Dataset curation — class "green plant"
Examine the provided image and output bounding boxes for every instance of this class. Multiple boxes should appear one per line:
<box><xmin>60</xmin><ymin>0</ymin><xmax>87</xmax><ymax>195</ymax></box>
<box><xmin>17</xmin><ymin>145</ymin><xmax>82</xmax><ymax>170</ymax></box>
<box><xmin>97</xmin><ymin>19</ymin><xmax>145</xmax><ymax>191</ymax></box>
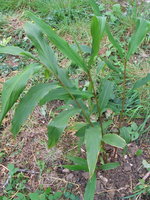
<box><xmin>0</xmin><ymin>7</ymin><xmax>149</xmax><ymax>199</ymax></box>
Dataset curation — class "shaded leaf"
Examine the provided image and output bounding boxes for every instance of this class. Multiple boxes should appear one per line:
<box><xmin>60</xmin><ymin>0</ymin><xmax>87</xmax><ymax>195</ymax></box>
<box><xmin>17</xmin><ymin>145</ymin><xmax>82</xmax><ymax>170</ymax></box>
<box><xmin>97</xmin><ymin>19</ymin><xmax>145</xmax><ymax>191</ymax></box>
<box><xmin>11</xmin><ymin>83</ymin><xmax>57</xmax><ymax>135</ymax></box>
<box><xmin>99</xmin><ymin>80</ymin><xmax>114</xmax><ymax>111</ymax></box>
<box><xmin>88</xmin><ymin>0</ymin><xmax>100</xmax><ymax>16</ymax></box>
<box><xmin>84</xmin><ymin>173</ymin><xmax>96</xmax><ymax>200</ymax></box>
<box><xmin>102</xmin><ymin>58</ymin><xmax>122</xmax><ymax>73</ymax></box>
<box><xmin>24</xmin><ymin>22</ymin><xmax>59</xmax><ymax>74</ymax></box>
<box><xmin>47</xmin><ymin>108</ymin><xmax>81</xmax><ymax>148</ymax></box>
<box><xmin>0</xmin><ymin>64</ymin><xmax>41</xmax><ymax>125</ymax></box>
<box><xmin>62</xmin><ymin>165</ymin><xmax>88</xmax><ymax>172</ymax></box>
<box><xmin>102</xmin><ymin>134</ymin><xmax>126</xmax><ymax>148</ymax></box>
<box><xmin>67</xmin><ymin>156</ymin><xmax>87</xmax><ymax>166</ymax></box>
<box><xmin>40</xmin><ymin>87</ymin><xmax>93</xmax><ymax>105</ymax></box>
<box><xmin>127</xmin><ymin>19</ymin><xmax>150</xmax><ymax>60</ymax></box>
<box><xmin>27</xmin><ymin>12</ymin><xmax>88</xmax><ymax>72</ymax></box>
<box><xmin>89</xmin><ymin>16</ymin><xmax>106</xmax><ymax>65</ymax></box>
<box><xmin>105</xmin><ymin>24</ymin><xmax>124</xmax><ymax>59</ymax></box>
<box><xmin>120</xmin><ymin>127</ymin><xmax>131</xmax><ymax>143</ymax></box>
<box><xmin>85</xmin><ymin>126</ymin><xmax>102</xmax><ymax>177</ymax></box>
<box><xmin>101</xmin><ymin>162</ymin><xmax>120</xmax><ymax>170</ymax></box>
<box><xmin>133</xmin><ymin>73</ymin><xmax>150</xmax><ymax>89</ymax></box>
<box><xmin>75</xmin><ymin>124</ymin><xmax>89</xmax><ymax>137</ymax></box>
<box><xmin>0</xmin><ymin>46</ymin><xmax>35</xmax><ymax>59</ymax></box>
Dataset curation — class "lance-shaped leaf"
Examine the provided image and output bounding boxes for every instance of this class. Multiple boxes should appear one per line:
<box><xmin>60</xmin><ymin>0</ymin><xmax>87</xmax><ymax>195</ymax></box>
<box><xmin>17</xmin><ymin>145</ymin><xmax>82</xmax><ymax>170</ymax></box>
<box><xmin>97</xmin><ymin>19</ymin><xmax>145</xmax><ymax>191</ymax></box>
<box><xmin>101</xmin><ymin>162</ymin><xmax>120</xmax><ymax>170</ymax></box>
<box><xmin>89</xmin><ymin>16</ymin><xmax>106</xmax><ymax>65</ymax></box>
<box><xmin>27</xmin><ymin>12</ymin><xmax>88</xmax><ymax>72</ymax></box>
<box><xmin>98</xmin><ymin>80</ymin><xmax>114</xmax><ymax>111</ymax></box>
<box><xmin>63</xmin><ymin>156</ymin><xmax>88</xmax><ymax>172</ymax></box>
<box><xmin>40</xmin><ymin>87</ymin><xmax>93</xmax><ymax>105</ymax></box>
<box><xmin>11</xmin><ymin>83</ymin><xmax>58</xmax><ymax>135</ymax></box>
<box><xmin>0</xmin><ymin>64</ymin><xmax>41</xmax><ymax>125</ymax></box>
<box><xmin>102</xmin><ymin>134</ymin><xmax>126</xmax><ymax>148</ymax></box>
<box><xmin>0</xmin><ymin>46</ymin><xmax>35</xmax><ymax>59</ymax></box>
<box><xmin>47</xmin><ymin>108</ymin><xmax>81</xmax><ymax>148</ymax></box>
<box><xmin>133</xmin><ymin>73</ymin><xmax>150</xmax><ymax>90</ymax></box>
<box><xmin>88</xmin><ymin>0</ymin><xmax>100</xmax><ymax>16</ymax></box>
<box><xmin>85</xmin><ymin>126</ymin><xmax>102</xmax><ymax>177</ymax></box>
<box><xmin>24</xmin><ymin>22</ymin><xmax>59</xmax><ymax>74</ymax></box>
<box><xmin>105</xmin><ymin>24</ymin><xmax>124</xmax><ymax>59</ymax></box>
<box><xmin>127</xmin><ymin>19</ymin><xmax>150</xmax><ymax>60</ymax></box>
<box><xmin>84</xmin><ymin>173</ymin><xmax>96</xmax><ymax>200</ymax></box>
<box><xmin>62</xmin><ymin>165</ymin><xmax>88</xmax><ymax>172</ymax></box>
<box><xmin>24</xmin><ymin>23</ymin><xmax>75</xmax><ymax>88</ymax></box>
<box><xmin>102</xmin><ymin>58</ymin><xmax>122</xmax><ymax>74</ymax></box>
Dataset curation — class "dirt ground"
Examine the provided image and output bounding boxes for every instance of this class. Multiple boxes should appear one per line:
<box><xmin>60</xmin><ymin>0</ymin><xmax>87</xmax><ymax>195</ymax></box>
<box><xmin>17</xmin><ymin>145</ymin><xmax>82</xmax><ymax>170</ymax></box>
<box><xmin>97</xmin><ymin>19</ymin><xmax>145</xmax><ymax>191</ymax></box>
<box><xmin>0</xmin><ymin>104</ymin><xmax>149</xmax><ymax>199</ymax></box>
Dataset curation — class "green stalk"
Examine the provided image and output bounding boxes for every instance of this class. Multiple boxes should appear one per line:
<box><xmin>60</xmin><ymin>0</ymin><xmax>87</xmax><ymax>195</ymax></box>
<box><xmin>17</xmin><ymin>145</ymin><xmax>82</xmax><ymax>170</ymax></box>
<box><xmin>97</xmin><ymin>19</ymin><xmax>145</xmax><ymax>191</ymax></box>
<box><xmin>87</xmin><ymin>71</ymin><xmax>104</xmax><ymax>135</ymax></box>
<box><xmin>119</xmin><ymin>60</ymin><xmax>127</xmax><ymax>127</ymax></box>
<box><xmin>39</xmin><ymin>60</ymin><xmax>93</xmax><ymax>127</ymax></box>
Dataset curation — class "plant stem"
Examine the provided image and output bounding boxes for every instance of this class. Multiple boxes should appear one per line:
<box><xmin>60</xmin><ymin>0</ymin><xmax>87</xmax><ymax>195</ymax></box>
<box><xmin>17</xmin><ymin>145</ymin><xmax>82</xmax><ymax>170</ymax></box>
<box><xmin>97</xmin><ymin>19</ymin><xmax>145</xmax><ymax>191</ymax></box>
<box><xmin>87</xmin><ymin>71</ymin><xmax>104</xmax><ymax>135</ymax></box>
<box><xmin>119</xmin><ymin>60</ymin><xmax>127</xmax><ymax>128</ymax></box>
<box><xmin>57</xmin><ymin>77</ymin><xmax>93</xmax><ymax>126</ymax></box>
<box><xmin>38</xmin><ymin>60</ymin><xmax>93</xmax><ymax>126</ymax></box>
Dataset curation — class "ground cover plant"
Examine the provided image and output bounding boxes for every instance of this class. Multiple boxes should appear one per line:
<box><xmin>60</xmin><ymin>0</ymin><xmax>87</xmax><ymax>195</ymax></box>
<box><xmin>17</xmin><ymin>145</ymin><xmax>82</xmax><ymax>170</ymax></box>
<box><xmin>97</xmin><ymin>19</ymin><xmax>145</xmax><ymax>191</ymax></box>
<box><xmin>0</xmin><ymin>0</ymin><xmax>150</xmax><ymax>199</ymax></box>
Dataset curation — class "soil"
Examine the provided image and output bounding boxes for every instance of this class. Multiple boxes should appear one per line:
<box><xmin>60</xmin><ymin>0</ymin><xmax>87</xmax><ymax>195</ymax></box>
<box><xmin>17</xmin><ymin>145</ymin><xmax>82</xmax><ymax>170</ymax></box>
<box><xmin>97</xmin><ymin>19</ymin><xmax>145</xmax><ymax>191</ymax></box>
<box><xmin>0</xmin><ymin>104</ymin><xmax>149</xmax><ymax>200</ymax></box>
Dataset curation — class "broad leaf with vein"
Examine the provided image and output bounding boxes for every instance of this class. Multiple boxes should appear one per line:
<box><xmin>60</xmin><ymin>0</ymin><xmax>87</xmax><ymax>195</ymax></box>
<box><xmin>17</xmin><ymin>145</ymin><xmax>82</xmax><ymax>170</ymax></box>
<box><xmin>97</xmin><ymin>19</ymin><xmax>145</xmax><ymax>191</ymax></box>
<box><xmin>127</xmin><ymin>18</ymin><xmax>150</xmax><ymax>60</ymax></box>
<box><xmin>98</xmin><ymin>80</ymin><xmax>114</xmax><ymax>112</ymax></box>
<box><xmin>84</xmin><ymin>173</ymin><xmax>97</xmax><ymax>200</ymax></box>
<box><xmin>103</xmin><ymin>134</ymin><xmax>126</xmax><ymax>148</ymax></box>
<box><xmin>106</xmin><ymin>24</ymin><xmax>124</xmax><ymax>59</ymax></box>
<box><xmin>0</xmin><ymin>46</ymin><xmax>35</xmax><ymax>59</ymax></box>
<box><xmin>27</xmin><ymin>12</ymin><xmax>88</xmax><ymax>72</ymax></box>
<box><xmin>11</xmin><ymin>83</ymin><xmax>58</xmax><ymax>135</ymax></box>
<box><xmin>89</xmin><ymin>16</ymin><xmax>106</xmax><ymax>65</ymax></box>
<box><xmin>0</xmin><ymin>64</ymin><xmax>41</xmax><ymax>125</ymax></box>
<box><xmin>47</xmin><ymin>108</ymin><xmax>81</xmax><ymax>148</ymax></box>
<box><xmin>85</xmin><ymin>126</ymin><xmax>102</xmax><ymax>177</ymax></box>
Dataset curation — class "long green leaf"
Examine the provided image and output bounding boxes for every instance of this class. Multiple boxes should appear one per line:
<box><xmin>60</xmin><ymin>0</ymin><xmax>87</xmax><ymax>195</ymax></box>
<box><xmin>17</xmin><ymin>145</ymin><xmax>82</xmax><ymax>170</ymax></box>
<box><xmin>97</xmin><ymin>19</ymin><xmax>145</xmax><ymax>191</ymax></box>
<box><xmin>62</xmin><ymin>165</ymin><xmax>88</xmax><ymax>172</ymax></box>
<box><xmin>24</xmin><ymin>22</ymin><xmax>59</xmax><ymax>74</ymax></box>
<box><xmin>67</xmin><ymin>156</ymin><xmax>87</xmax><ymax>166</ymax></box>
<box><xmin>40</xmin><ymin>87</ymin><xmax>93</xmax><ymax>105</ymax></box>
<box><xmin>0</xmin><ymin>46</ymin><xmax>35</xmax><ymax>59</ymax></box>
<box><xmin>102</xmin><ymin>58</ymin><xmax>122</xmax><ymax>73</ymax></box>
<box><xmin>27</xmin><ymin>12</ymin><xmax>88</xmax><ymax>72</ymax></box>
<box><xmin>89</xmin><ymin>16</ymin><xmax>106</xmax><ymax>65</ymax></box>
<box><xmin>47</xmin><ymin>108</ymin><xmax>81</xmax><ymax>148</ymax></box>
<box><xmin>85</xmin><ymin>126</ymin><xmax>102</xmax><ymax>177</ymax></box>
<box><xmin>101</xmin><ymin>162</ymin><xmax>120</xmax><ymax>170</ymax></box>
<box><xmin>105</xmin><ymin>24</ymin><xmax>124</xmax><ymax>59</ymax></box>
<box><xmin>98</xmin><ymin>80</ymin><xmax>114</xmax><ymax>111</ymax></box>
<box><xmin>11</xmin><ymin>83</ymin><xmax>58</xmax><ymax>135</ymax></box>
<box><xmin>133</xmin><ymin>73</ymin><xmax>150</xmax><ymax>89</ymax></box>
<box><xmin>88</xmin><ymin>0</ymin><xmax>100</xmax><ymax>16</ymax></box>
<box><xmin>24</xmin><ymin>23</ymin><xmax>74</xmax><ymax>88</ymax></box>
<box><xmin>0</xmin><ymin>64</ymin><xmax>41</xmax><ymax>125</ymax></box>
<box><xmin>127</xmin><ymin>19</ymin><xmax>150</xmax><ymax>60</ymax></box>
<box><xmin>102</xmin><ymin>134</ymin><xmax>126</xmax><ymax>148</ymax></box>
<box><xmin>84</xmin><ymin>173</ymin><xmax>96</xmax><ymax>200</ymax></box>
